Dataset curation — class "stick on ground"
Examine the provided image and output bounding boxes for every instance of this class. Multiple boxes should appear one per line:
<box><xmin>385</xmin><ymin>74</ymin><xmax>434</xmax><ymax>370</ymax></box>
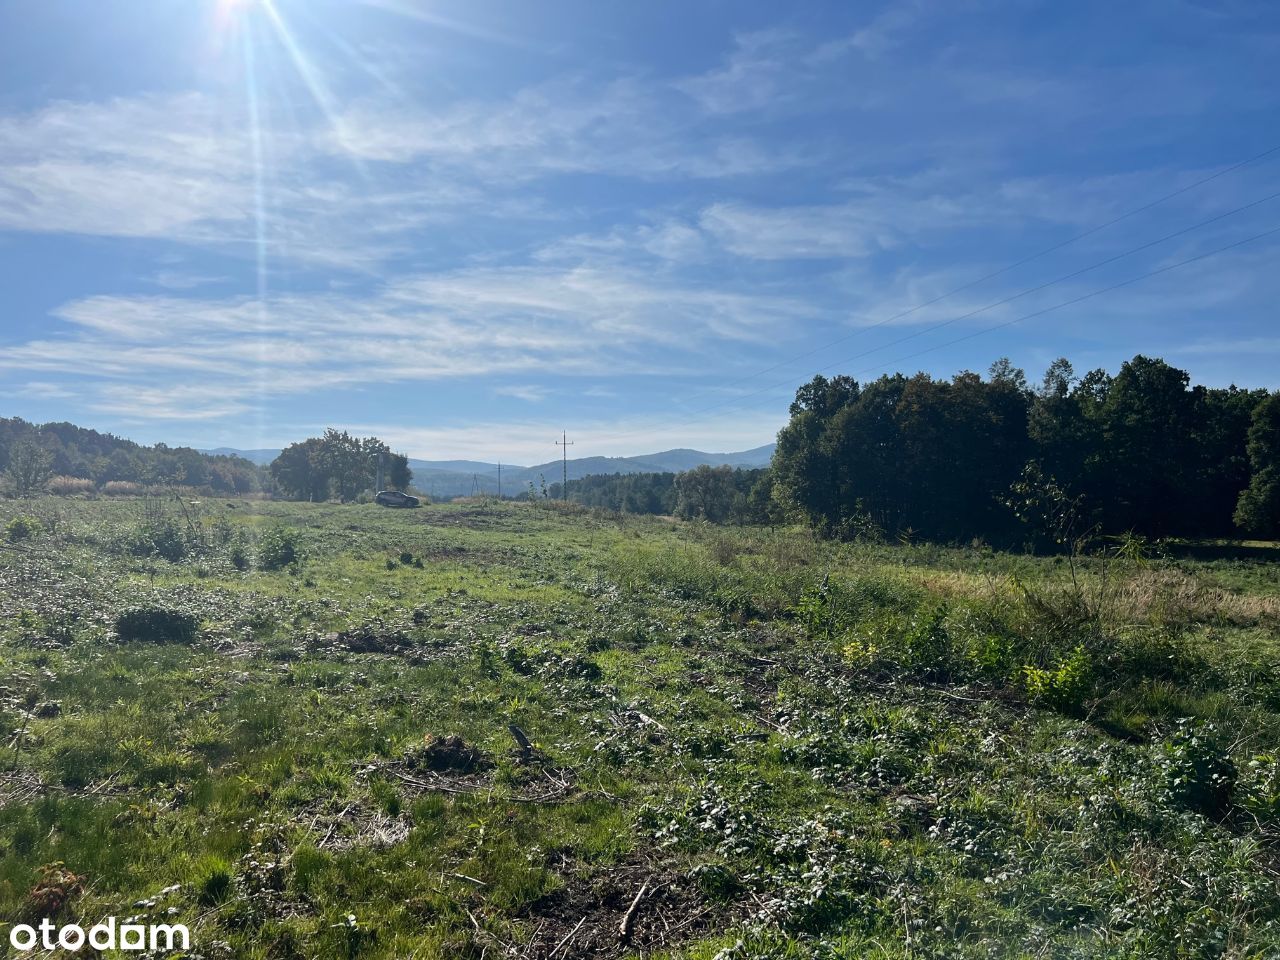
<box><xmin>618</xmin><ymin>882</ymin><xmax>649</xmax><ymax>941</ymax></box>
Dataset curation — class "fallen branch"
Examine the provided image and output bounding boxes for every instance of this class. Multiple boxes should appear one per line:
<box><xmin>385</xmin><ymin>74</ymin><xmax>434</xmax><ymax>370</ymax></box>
<box><xmin>548</xmin><ymin>915</ymin><xmax>586</xmax><ymax>959</ymax></box>
<box><xmin>618</xmin><ymin>882</ymin><xmax>649</xmax><ymax>941</ymax></box>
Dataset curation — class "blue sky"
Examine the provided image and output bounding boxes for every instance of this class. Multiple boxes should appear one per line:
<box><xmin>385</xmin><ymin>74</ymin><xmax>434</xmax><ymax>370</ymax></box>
<box><xmin>1</xmin><ymin>0</ymin><xmax>1277</xmax><ymax>462</ymax></box>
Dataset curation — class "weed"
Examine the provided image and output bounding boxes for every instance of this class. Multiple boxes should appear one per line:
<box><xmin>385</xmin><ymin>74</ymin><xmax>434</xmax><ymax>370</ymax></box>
<box><xmin>5</xmin><ymin>515</ymin><xmax>42</xmax><ymax>541</ymax></box>
<box><xmin>258</xmin><ymin>524</ymin><xmax>302</xmax><ymax>570</ymax></box>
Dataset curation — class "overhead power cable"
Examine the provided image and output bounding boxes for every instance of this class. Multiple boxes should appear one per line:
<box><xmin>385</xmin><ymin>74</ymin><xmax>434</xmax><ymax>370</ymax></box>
<box><xmin>591</xmin><ymin>187</ymin><xmax>1280</xmax><ymax>446</ymax></box>
<box><xmin>672</xmin><ymin>142</ymin><xmax>1280</xmax><ymax>408</ymax></box>
<box><xmin>836</xmin><ymin>224</ymin><xmax>1280</xmax><ymax>383</ymax></box>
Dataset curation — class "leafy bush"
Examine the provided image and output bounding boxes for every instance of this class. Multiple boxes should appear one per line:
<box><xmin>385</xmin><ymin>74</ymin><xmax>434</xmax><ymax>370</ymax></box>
<box><xmin>1021</xmin><ymin>644</ymin><xmax>1093</xmax><ymax>711</ymax></box>
<box><xmin>114</xmin><ymin>606</ymin><xmax>200</xmax><ymax>645</ymax></box>
<box><xmin>229</xmin><ymin>534</ymin><xmax>250</xmax><ymax>571</ymax></box>
<box><xmin>5</xmin><ymin>515</ymin><xmax>42</xmax><ymax>541</ymax></box>
<box><xmin>901</xmin><ymin>605</ymin><xmax>952</xmax><ymax>673</ymax></box>
<box><xmin>127</xmin><ymin>517</ymin><xmax>192</xmax><ymax>562</ymax></box>
<box><xmin>1154</xmin><ymin>719</ymin><xmax>1237</xmax><ymax>818</ymax></box>
<box><xmin>257</xmin><ymin>524</ymin><xmax>302</xmax><ymax>570</ymax></box>
<box><xmin>1238</xmin><ymin>753</ymin><xmax>1280</xmax><ymax>823</ymax></box>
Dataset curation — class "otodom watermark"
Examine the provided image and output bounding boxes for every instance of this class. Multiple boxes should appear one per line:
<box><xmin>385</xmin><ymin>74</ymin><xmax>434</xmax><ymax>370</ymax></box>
<box><xmin>8</xmin><ymin>917</ymin><xmax>190</xmax><ymax>953</ymax></box>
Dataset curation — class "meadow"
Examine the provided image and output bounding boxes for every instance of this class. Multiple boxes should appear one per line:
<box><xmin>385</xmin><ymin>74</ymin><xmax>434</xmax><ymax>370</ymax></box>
<box><xmin>1</xmin><ymin>496</ymin><xmax>1279</xmax><ymax>958</ymax></box>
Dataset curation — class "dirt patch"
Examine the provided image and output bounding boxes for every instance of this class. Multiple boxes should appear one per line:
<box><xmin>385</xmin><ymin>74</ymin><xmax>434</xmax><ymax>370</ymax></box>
<box><xmin>406</xmin><ymin>734</ymin><xmax>493</xmax><ymax>774</ymax></box>
<box><xmin>369</xmin><ymin>737</ymin><xmax>581</xmax><ymax>805</ymax></box>
<box><xmin>516</xmin><ymin>854</ymin><xmax>739</xmax><ymax>959</ymax></box>
<box><xmin>335</xmin><ymin>625</ymin><xmax>415</xmax><ymax>654</ymax></box>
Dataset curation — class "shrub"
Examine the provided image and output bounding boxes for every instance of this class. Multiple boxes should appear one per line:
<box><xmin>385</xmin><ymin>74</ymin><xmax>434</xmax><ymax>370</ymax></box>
<box><xmin>901</xmin><ymin>606</ymin><xmax>952</xmax><ymax>674</ymax></box>
<box><xmin>229</xmin><ymin>535</ymin><xmax>250</xmax><ymax>571</ymax></box>
<box><xmin>103</xmin><ymin>480</ymin><xmax>145</xmax><ymax>497</ymax></box>
<box><xmin>5</xmin><ymin>515</ymin><xmax>42</xmax><ymax>541</ymax></box>
<box><xmin>47</xmin><ymin>475</ymin><xmax>96</xmax><ymax>496</ymax></box>
<box><xmin>258</xmin><ymin>525</ymin><xmax>301</xmax><ymax>570</ymax></box>
<box><xmin>1021</xmin><ymin>644</ymin><xmax>1093</xmax><ymax>711</ymax></box>
<box><xmin>129</xmin><ymin>517</ymin><xmax>192</xmax><ymax>562</ymax></box>
<box><xmin>1154</xmin><ymin>719</ymin><xmax>1237</xmax><ymax>818</ymax></box>
<box><xmin>115</xmin><ymin>606</ymin><xmax>200</xmax><ymax>644</ymax></box>
<box><xmin>1238</xmin><ymin>753</ymin><xmax>1280</xmax><ymax>823</ymax></box>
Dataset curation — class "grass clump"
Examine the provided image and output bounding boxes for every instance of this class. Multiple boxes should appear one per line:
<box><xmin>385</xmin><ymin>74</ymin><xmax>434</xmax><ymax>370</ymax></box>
<box><xmin>193</xmin><ymin>855</ymin><xmax>235</xmax><ymax>905</ymax></box>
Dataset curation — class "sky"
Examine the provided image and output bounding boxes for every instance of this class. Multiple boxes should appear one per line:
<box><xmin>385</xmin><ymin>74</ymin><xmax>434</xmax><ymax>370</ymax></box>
<box><xmin>0</xmin><ymin>0</ymin><xmax>1278</xmax><ymax>463</ymax></box>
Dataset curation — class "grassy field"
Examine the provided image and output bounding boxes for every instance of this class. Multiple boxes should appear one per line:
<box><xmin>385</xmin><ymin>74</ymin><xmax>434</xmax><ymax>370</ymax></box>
<box><xmin>1</xmin><ymin>497</ymin><xmax>1279</xmax><ymax>958</ymax></box>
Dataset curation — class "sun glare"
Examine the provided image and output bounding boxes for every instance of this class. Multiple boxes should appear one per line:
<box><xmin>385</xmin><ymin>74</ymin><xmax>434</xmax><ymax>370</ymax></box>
<box><xmin>214</xmin><ymin>0</ymin><xmax>257</xmax><ymax>32</ymax></box>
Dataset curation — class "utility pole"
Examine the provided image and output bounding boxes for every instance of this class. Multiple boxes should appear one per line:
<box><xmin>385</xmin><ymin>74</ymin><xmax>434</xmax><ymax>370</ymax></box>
<box><xmin>555</xmin><ymin>431</ymin><xmax>573</xmax><ymax>500</ymax></box>
<box><xmin>497</xmin><ymin>462</ymin><xmax>502</xmax><ymax>500</ymax></box>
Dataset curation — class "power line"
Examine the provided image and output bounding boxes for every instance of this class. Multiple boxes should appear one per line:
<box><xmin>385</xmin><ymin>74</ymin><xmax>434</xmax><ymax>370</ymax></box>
<box><xmin>672</xmin><ymin>142</ymin><xmax>1280</xmax><ymax>409</ymax></box>
<box><xmin>593</xmin><ymin>188</ymin><xmax>1280</xmax><ymax>446</ymax></box>
<box><xmin>686</xmin><ymin>224</ymin><xmax>1280</xmax><ymax>422</ymax></box>
<box><xmin>837</xmin><ymin>224</ymin><xmax>1280</xmax><ymax>383</ymax></box>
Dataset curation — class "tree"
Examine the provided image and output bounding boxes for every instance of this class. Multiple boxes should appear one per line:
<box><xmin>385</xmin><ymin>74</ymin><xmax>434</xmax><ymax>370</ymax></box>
<box><xmin>386</xmin><ymin>452</ymin><xmax>412</xmax><ymax>491</ymax></box>
<box><xmin>1088</xmin><ymin>356</ymin><xmax>1198</xmax><ymax>536</ymax></box>
<box><xmin>5</xmin><ymin>439</ymin><xmax>53</xmax><ymax>497</ymax></box>
<box><xmin>674</xmin><ymin>465</ymin><xmax>739</xmax><ymax>522</ymax></box>
<box><xmin>268</xmin><ymin>430</ymin><xmax>414</xmax><ymax>502</ymax></box>
<box><xmin>1234</xmin><ymin>393</ymin><xmax>1280</xmax><ymax>538</ymax></box>
<box><xmin>270</xmin><ymin>438</ymin><xmax>329</xmax><ymax>501</ymax></box>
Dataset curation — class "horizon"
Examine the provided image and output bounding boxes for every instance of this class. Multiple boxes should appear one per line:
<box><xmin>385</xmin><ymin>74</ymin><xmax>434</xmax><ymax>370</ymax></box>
<box><xmin>2</xmin><ymin>1</ymin><xmax>1279</xmax><ymax>461</ymax></box>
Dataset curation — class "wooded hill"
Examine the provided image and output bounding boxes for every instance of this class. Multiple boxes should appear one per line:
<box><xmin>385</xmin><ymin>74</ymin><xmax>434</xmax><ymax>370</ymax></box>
<box><xmin>0</xmin><ymin>417</ymin><xmax>264</xmax><ymax>496</ymax></box>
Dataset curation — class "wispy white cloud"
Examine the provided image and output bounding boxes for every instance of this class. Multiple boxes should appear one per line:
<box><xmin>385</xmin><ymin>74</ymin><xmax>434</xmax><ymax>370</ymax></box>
<box><xmin>700</xmin><ymin>202</ymin><xmax>886</xmax><ymax>260</ymax></box>
<box><xmin>813</xmin><ymin>0</ymin><xmax>931</xmax><ymax>62</ymax></box>
<box><xmin>144</xmin><ymin>271</ymin><xmax>232</xmax><ymax>291</ymax></box>
<box><xmin>534</xmin><ymin>218</ymin><xmax>708</xmax><ymax>264</ymax></box>
<box><xmin>0</xmin><ymin>262</ymin><xmax>815</xmax><ymax>422</ymax></box>
<box><xmin>494</xmin><ymin>384</ymin><xmax>550</xmax><ymax>403</ymax></box>
<box><xmin>677</xmin><ymin>30</ymin><xmax>800</xmax><ymax>115</ymax></box>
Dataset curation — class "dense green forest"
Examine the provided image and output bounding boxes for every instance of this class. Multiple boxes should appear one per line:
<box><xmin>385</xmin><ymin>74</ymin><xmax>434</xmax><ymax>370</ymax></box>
<box><xmin>772</xmin><ymin>354</ymin><xmax>1280</xmax><ymax>542</ymax></box>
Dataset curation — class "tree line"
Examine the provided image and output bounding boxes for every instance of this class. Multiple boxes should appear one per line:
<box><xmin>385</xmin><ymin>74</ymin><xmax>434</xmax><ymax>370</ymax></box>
<box><xmin>771</xmin><ymin>355</ymin><xmax>1280</xmax><ymax>542</ymax></box>
<box><xmin>549</xmin><ymin>466</ymin><xmax>774</xmax><ymax>523</ymax></box>
<box><xmin>0</xmin><ymin>417</ymin><xmax>264</xmax><ymax>497</ymax></box>
<box><xmin>0</xmin><ymin>419</ymin><xmax>413</xmax><ymax>505</ymax></box>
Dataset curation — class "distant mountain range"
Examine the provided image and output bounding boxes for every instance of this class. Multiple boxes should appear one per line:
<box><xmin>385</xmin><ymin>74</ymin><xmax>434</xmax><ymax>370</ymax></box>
<box><xmin>201</xmin><ymin>444</ymin><xmax>777</xmax><ymax>499</ymax></box>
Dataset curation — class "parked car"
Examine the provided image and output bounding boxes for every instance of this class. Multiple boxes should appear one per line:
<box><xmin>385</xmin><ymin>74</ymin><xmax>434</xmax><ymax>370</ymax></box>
<box><xmin>374</xmin><ymin>490</ymin><xmax>420</xmax><ymax>508</ymax></box>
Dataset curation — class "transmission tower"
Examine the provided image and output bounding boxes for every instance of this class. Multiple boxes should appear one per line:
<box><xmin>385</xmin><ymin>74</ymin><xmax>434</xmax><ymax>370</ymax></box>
<box><xmin>555</xmin><ymin>431</ymin><xmax>573</xmax><ymax>500</ymax></box>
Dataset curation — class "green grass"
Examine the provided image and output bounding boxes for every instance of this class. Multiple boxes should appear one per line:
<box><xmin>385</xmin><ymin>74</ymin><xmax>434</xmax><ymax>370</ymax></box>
<box><xmin>0</xmin><ymin>496</ymin><xmax>1278</xmax><ymax>958</ymax></box>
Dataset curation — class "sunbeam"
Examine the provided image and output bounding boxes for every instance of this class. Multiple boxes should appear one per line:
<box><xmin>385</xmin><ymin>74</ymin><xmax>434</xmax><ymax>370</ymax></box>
<box><xmin>242</xmin><ymin>21</ymin><xmax>271</xmax><ymax>449</ymax></box>
<box><xmin>258</xmin><ymin>0</ymin><xmax>366</xmax><ymax>171</ymax></box>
